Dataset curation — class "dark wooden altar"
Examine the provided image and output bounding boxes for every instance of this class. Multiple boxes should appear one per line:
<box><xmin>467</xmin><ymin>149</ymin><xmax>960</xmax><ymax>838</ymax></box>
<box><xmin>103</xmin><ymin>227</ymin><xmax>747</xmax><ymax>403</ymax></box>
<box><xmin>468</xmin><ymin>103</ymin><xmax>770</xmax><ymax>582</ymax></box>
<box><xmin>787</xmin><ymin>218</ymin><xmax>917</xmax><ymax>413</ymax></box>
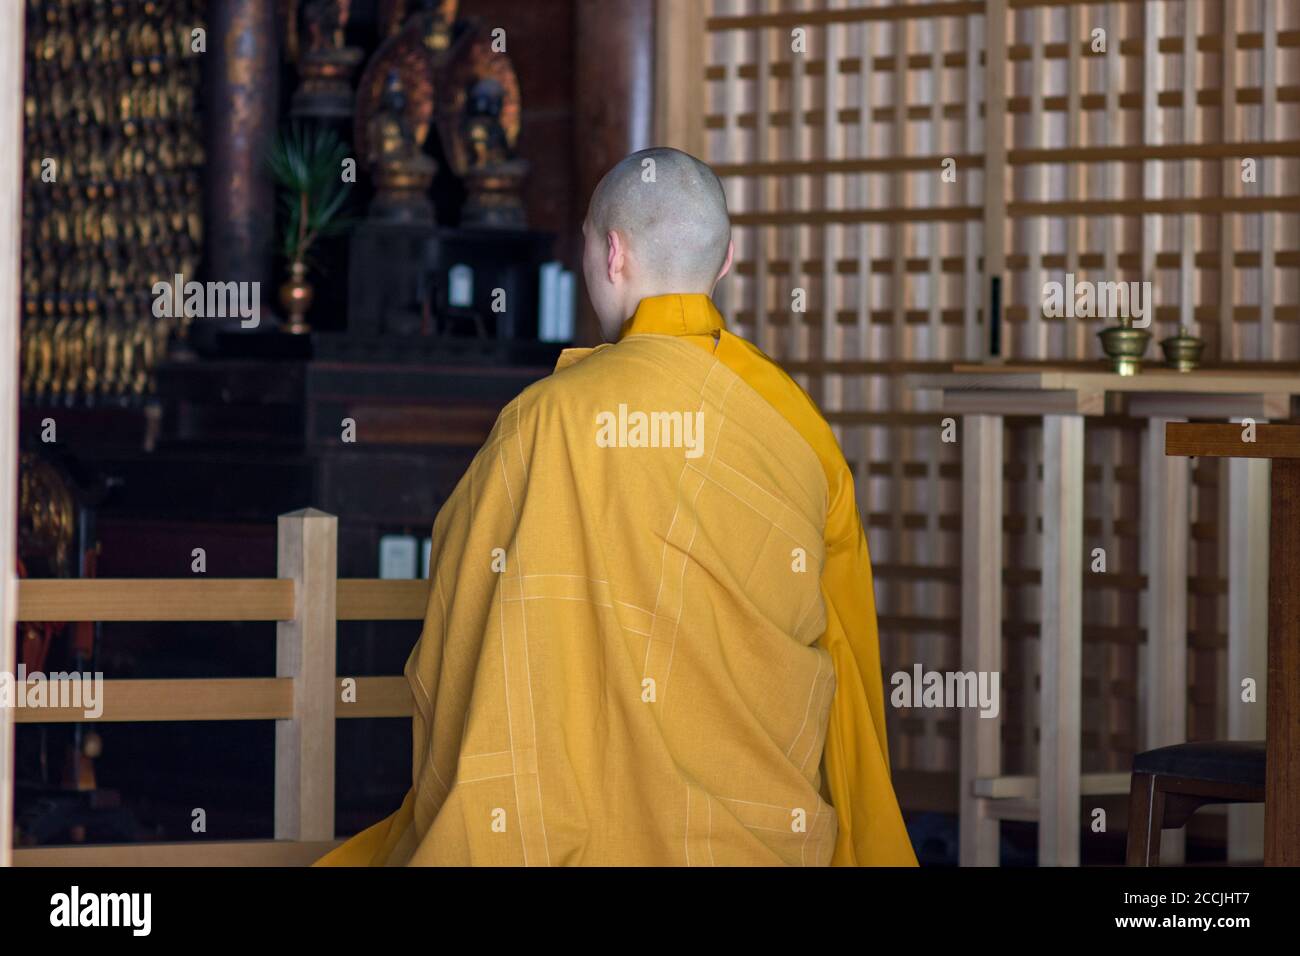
<box><xmin>17</xmin><ymin>345</ymin><xmax>558</xmax><ymax>838</ymax></box>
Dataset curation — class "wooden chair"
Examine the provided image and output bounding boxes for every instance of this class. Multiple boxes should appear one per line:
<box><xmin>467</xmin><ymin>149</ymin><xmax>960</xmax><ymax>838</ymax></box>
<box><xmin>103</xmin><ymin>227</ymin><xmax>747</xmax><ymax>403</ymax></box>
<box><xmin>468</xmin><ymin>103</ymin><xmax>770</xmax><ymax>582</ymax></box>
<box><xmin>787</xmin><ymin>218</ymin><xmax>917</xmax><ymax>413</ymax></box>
<box><xmin>1125</xmin><ymin>741</ymin><xmax>1265</xmax><ymax>865</ymax></box>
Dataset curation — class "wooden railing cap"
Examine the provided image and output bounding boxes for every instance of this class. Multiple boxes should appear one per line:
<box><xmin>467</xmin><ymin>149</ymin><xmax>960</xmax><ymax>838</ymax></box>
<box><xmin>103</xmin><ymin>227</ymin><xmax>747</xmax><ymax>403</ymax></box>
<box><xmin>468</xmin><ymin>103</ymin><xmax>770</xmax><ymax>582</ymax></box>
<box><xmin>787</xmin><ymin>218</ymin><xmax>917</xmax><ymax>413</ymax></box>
<box><xmin>1165</xmin><ymin>421</ymin><xmax>1300</xmax><ymax>459</ymax></box>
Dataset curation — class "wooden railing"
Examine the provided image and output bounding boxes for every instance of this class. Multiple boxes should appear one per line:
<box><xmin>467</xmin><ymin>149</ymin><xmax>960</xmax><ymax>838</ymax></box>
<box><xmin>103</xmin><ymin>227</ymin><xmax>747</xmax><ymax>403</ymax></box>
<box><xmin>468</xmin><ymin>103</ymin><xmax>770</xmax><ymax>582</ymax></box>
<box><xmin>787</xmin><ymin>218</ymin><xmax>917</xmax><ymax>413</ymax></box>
<box><xmin>6</xmin><ymin>508</ymin><xmax>426</xmax><ymax>867</ymax></box>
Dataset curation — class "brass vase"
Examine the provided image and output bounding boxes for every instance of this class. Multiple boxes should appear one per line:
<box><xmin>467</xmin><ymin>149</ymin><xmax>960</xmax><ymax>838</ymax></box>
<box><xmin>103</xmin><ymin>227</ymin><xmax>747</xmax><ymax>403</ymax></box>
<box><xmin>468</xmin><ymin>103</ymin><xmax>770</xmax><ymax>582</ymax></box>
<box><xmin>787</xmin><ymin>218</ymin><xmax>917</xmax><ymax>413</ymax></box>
<box><xmin>279</xmin><ymin>260</ymin><xmax>314</xmax><ymax>335</ymax></box>
<box><xmin>1097</xmin><ymin>321</ymin><xmax>1151</xmax><ymax>376</ymax></box>
<box><xmin>1160</xmin><ymin>329</ymin><xmax>1205</xmax><ymax>372</ymax></box>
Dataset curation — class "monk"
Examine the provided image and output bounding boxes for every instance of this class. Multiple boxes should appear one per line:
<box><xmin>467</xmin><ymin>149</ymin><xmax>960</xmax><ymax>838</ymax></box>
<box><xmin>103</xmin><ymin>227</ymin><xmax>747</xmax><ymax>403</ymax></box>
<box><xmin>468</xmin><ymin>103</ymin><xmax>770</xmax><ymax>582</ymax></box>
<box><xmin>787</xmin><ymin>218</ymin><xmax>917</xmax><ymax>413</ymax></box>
<box><xmin>316</xmin><ymin>147</ymin><xmax>917</xmax><ymax>866</ymax></box>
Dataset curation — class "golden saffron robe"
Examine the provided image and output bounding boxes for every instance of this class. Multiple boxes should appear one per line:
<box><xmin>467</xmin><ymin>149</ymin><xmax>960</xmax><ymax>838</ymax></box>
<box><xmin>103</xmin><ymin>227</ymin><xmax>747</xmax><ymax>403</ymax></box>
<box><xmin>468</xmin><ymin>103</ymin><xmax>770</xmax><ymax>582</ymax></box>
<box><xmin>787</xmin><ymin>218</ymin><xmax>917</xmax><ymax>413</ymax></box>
<box><xmin>316</xmin><ymin>294</ymin><xmax>916</xmax><ymax>866</ymax></box>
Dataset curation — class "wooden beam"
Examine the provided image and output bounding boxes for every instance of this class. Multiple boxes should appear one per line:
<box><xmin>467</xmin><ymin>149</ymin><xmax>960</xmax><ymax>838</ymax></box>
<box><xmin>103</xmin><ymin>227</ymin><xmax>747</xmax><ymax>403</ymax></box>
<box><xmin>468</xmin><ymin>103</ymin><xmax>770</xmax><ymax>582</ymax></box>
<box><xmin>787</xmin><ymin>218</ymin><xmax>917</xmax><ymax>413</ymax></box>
<box><xmin>654</xmin><ymin>0</ymin><xmax>707</xmax><ymax>156</ymax></box>
<box><xmin>12</xmin><ymin>679</ymin><xmax>294</xmax><ymax>723</ymax></box>
<box><xmin>18</xmin><ymin>578</ymin><xmax>431</xmax><ymax>624</ymax></box>
<box><xmin>1166</xmin><ymin>422</ymin><xmax>1300</xmax><ymax>459</ymax></box>
<box><xmin>913</xmin><ymin>366</ymin><xmax>1300</xmax><ymax>395</ymax></box>
<box><xmin>336</xmin><ymin>579</ymin><xmax>429</xmax><ymax>620</ymax></box>
<box><xmin>0</xmin><ymin>0</ymin><xmax>25</xmax><ymax>870</ymax></box>
<box><xmin>275</xmin><ymin>509</ymin><xmax>337</xmax><ymax>842</ymax></box>
<box><xmin>973</xmin><ymin>771</ymin><xmax>1131</xmax><ymax>800</ymax></box>
<box><xmin>337</xmin><ymin>676</ymin><xmax>414</xmax><ymax>718</ymax></box>
<box><xmin>8</xmin><ymin>677</ymin><xmax>412</xmax><ymax>723</ymax></box>
<box><xmin>941</xmin><ymin>388</ymin><xmax>1103</xmax><ymax>417</ymax></box>
<box><xmin>706</xmin><ymin>2</ymin><xmax>984</xmax><ymax>30</ymax></box>
<box><xmin>17</xmin><ymin>578</ymin><xmax>295</xmax><ymax>622</ymax></box>
<box><xmin>1009</xmin><ymin>141</ymin><xmax>1300</xmax><ymax>163</ymax></box>
<box><xmin>1125</xmin><ymin>393</ymin><xmax>1290</xmax><ymax>421</ymax></box>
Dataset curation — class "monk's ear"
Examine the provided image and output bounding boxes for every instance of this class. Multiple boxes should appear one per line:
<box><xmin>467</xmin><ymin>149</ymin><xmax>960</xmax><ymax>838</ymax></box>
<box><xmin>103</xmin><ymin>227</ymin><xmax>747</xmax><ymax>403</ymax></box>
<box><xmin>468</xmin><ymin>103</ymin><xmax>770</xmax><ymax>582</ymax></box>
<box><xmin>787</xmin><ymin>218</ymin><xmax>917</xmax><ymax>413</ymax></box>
<box><xmin>714</xmin><ymin>239</ymin><xmax>735</xmax><ymax>285</ymax></box>
<box><xmin>606</xmin><ymin>230</ymin><xmax>624</xmax><ymax>281</ymax></box>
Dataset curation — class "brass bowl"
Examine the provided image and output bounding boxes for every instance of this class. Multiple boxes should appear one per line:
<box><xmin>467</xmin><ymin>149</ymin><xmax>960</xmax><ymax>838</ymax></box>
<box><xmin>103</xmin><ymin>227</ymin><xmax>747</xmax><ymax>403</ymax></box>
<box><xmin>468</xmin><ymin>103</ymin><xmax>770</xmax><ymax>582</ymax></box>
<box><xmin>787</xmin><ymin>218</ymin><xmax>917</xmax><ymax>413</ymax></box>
<box><xmin>1097</xmin><ymin>326</ymin><xmax>1151</xmax><ymax>376</ymax></box>
<box><xmin>1160</xmin><ymin>331</ymin><xmax>1205</xmax><ymax>372</ymax></box>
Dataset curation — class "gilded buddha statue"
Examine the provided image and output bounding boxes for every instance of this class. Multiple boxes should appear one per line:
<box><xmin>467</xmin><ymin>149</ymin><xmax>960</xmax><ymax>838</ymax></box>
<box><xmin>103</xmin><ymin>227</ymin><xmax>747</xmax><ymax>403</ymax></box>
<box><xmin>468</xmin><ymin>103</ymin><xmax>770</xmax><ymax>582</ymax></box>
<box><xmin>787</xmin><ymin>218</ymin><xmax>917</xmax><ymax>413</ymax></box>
<box><xmin>436</xmin><ymin>26</ymin><xmax>527</xmax><ymax>229</ymax></box>
<box><xmin>365</xmin><ymin>69</ymin><xmax>436</xmax><ymax>221</ymax></box>
<box><xmin>286</xmin><ymin>0</ymin><xmax>364</xmax><ymax>119</ymax></box>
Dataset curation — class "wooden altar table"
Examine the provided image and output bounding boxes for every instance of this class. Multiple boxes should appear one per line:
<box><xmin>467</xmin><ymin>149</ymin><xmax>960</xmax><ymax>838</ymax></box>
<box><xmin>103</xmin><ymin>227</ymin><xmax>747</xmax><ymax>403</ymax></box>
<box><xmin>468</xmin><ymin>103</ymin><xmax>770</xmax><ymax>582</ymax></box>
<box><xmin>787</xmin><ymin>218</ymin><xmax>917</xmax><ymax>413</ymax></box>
<box><xmin>907</xmin><ymin>364</ymin><xmax>1300</xmax><ymax>866</ymax></box>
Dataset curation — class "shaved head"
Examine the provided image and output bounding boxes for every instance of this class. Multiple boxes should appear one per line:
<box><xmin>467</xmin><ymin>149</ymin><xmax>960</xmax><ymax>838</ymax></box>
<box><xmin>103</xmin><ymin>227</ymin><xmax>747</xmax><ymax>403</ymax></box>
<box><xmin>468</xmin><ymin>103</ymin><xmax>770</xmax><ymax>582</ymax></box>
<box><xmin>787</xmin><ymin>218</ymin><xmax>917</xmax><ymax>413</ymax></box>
<box><xmin>582</xmin><ymin>147</ymin><xmax>734</xmax><ymax>339</ymax></box>
<box><xmin>589</xmin><ymin>147</ymin><xmax>731</xmax><ymax>288</ymax></box>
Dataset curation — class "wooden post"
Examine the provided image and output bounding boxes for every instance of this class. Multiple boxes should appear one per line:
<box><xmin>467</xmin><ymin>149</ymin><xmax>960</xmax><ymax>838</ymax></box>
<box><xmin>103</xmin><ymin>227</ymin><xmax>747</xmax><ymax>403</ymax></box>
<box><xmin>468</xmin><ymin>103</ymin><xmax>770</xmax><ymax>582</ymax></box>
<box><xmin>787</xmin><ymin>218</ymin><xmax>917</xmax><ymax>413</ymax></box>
<box><xmin>1040</xmin><ymin>413</ymin><xmax>1083</xmax><ymax>866</ymax></box>
<box><xmin>0</xmin><ymin>0</ymin><xmax>25</xmax><ymax>870</ymax></box>
<box><xmin>275</xmin><ymin>509</ymin><xmax>338</xmax><ymax>841</ymax></box>
<box><xmin>982</xmin><ymin>0</ymin><xmax>1007</xmax><ymax>360</ymax></box>
<box><xmin>1227</xmin><ymin>452</ymin><xmax>1269</xmax><ymax>860</ymax></box>
<box><xmin>960</xmin><ymin>415</ymin><xmax>1003</xmax><ymax>865</ymax></box>
<box><xmin>1266</xmin><ymin>458</ymin><xmax>1300</xmax><ymax>864</ymax></box>
<box><xmin>1142</xmin><ymin>417</ymin><xmax>1188</xmax><ymax>864</ymax></box>
<box><xmin>654</xmin><ymin>0</ymin><xmax>706</xmax><ymax>156</ymax></box>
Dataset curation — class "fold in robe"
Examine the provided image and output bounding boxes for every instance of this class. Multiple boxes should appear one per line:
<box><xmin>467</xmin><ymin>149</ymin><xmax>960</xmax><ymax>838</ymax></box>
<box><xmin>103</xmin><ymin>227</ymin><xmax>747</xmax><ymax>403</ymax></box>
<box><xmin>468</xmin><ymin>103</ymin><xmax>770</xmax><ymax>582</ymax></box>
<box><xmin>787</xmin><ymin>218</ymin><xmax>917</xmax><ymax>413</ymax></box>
<box><xmin>316</xmin><ymin>294</ymin><xmax>917</xmax><ymax>866</ymax></box>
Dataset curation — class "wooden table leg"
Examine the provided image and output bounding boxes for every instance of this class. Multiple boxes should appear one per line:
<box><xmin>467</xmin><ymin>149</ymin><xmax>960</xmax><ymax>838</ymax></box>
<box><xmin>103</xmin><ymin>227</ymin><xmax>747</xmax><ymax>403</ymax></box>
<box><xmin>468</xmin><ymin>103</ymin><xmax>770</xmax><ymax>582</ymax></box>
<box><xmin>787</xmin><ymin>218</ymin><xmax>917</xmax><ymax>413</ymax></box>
<box><xmin>1040</xmin><ymin>413</ymin><xmax>1083</xmax><ymax>866</ymax></box>
<box><xmin>1228</xmin><ymin>454</ymin><xmax>1269</xmax><ymax>860</ymax></box>
<box><xmin>1266</xmin><ymin>457</ymin><xmax>1300</xmax><ymax>864</ymax></box>
<box><xmin>960</xmin><ymin>414</ymin><xmax>1003</xmax><ymax>866</ymax></box>
<box><xmin>1142</xmin><ymin>417</ymin><xmax>1188</xmax><ymax>864</ymax></box>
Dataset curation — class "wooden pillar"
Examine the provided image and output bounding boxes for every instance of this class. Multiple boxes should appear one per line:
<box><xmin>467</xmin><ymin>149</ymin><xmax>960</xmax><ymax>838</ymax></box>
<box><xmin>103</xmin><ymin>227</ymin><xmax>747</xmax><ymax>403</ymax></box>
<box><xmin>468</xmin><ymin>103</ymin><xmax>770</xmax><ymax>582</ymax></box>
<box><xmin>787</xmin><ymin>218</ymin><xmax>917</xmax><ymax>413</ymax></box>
<box><xmin>960</xmin><ymin>415</ymin><xmax>1003</xmax><ymax>865</ymax></box>
<box><xmin>1142</xmin><ymin>418</ymin><xmax>1189</xmax><ymax>752</ymax></box>
<box><xmin>1142</xmin><ymin>417</ymin><xmax>1188</xmax><ymax>863</ymax></box>
<box><xmin>275</xmin><ymin>509</ymin><xmax>338</xmax><ymax>841</ymax></box>
<box><xmin>0</xmin><ymin>0</ymin><xmax>24</xmax><ymax>870</ymax></box>
<box><xmin>573</xmin><ymin>0</ymin><xmax>655</xmax><ymax>344</ymax></box>
<box><xmin>1266</xmin><ymin>459</ymin><xmax>1300</xmax><ymax>864</ymax></box>
<box><xmin>203</xmin><ymin>0</ymin><xmax>280</xmax><ymax>301</ymax></box>
<box><xmin>981</xmin><ymin>0</ymin><xmax>1007</xmax><ymax>359</ymax></box>
<box><xmin>1228</xmin><ymin>450</ymin><xmax>1269</xmax><ymax>860</ymax></box>
<box><xmin>1040</xmin><ymin>413</ymin><xmax>1083</xmax><ymax>866</ymax></box>
<box><xmin>655</xmin><ymin>0</ymin><xmax>706</xmax><ymax>156</ymax></box>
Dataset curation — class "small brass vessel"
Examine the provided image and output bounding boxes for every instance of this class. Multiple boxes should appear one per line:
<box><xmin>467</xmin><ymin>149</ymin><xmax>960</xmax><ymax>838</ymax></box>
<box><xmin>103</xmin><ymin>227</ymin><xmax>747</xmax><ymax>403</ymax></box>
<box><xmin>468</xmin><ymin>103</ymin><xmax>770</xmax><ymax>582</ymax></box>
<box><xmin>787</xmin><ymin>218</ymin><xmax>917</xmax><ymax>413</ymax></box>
<box><xmin>1097</xmin><ymin>322</ymin><xmax>1152</xmax><ymax>376</ymax></box>
<box><xmin>1160</xmin><ymin>329</ymin><xmax>1205</xmax><ymax>372</ymax></box>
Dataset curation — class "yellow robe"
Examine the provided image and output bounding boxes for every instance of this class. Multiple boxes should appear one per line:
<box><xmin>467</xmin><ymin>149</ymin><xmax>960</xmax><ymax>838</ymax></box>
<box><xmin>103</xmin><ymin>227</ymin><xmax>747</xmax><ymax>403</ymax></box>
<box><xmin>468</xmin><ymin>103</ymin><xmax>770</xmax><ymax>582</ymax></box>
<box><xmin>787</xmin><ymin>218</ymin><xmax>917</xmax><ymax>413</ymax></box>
<box><xmin>316</xmin><ymin>294</ymin><xmax>916</xmax><ymax>866</ymax></box>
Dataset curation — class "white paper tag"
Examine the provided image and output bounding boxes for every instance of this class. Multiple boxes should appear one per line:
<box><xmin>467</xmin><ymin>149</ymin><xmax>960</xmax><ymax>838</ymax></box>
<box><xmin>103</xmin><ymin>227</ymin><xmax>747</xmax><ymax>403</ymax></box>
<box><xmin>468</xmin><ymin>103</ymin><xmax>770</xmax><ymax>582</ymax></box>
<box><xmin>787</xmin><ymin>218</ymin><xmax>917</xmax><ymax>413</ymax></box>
<box><xmin>379</xmin><ymin>535</ymin><xmax>418</xmax><ymax>580</ymax></box>
<box><xmin>449</xmin><ymin>264</ymin><xmax>474</xmax><ymax>307</ymax></box>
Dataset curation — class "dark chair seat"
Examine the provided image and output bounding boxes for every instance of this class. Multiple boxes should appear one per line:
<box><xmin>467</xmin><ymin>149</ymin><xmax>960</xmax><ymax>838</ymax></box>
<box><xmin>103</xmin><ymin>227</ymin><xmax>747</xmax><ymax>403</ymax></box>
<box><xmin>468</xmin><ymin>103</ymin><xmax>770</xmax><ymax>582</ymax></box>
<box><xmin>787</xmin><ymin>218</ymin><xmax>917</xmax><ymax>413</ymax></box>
<box><xmin>1126</xmin><ymin>739</ymin><xmax>1266</xmax><ymax>865</ymax></box>
<box><xmin>1132</xmin><ymin>740</ymin><xmax>1266</xmax><ymax>788</ymax></box>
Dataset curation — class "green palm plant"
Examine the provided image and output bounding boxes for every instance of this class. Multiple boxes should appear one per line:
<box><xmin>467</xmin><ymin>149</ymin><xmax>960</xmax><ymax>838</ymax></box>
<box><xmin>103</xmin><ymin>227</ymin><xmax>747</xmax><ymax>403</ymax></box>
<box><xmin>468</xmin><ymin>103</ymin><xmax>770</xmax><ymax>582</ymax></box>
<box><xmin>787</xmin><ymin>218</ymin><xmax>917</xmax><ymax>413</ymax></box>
<box><xmin>267</xmin><ymin>122</ymin><xmax>354</xmax><ymax>332</ymax></box>
<box><xmin>267</xmin><ymin>122</ymin><xmax>353</xmax><ymax>271</ymax></box>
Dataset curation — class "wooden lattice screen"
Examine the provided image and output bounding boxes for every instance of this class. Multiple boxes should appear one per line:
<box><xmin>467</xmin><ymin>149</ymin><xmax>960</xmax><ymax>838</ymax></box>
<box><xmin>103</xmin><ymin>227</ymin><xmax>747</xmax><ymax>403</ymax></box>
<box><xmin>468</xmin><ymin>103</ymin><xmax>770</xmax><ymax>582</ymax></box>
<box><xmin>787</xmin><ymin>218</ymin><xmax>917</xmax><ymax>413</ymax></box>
<box><xmin>689</xmin><ymin>0</ymin><xmax>1300</xmax><ymax>812</ymax></box>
